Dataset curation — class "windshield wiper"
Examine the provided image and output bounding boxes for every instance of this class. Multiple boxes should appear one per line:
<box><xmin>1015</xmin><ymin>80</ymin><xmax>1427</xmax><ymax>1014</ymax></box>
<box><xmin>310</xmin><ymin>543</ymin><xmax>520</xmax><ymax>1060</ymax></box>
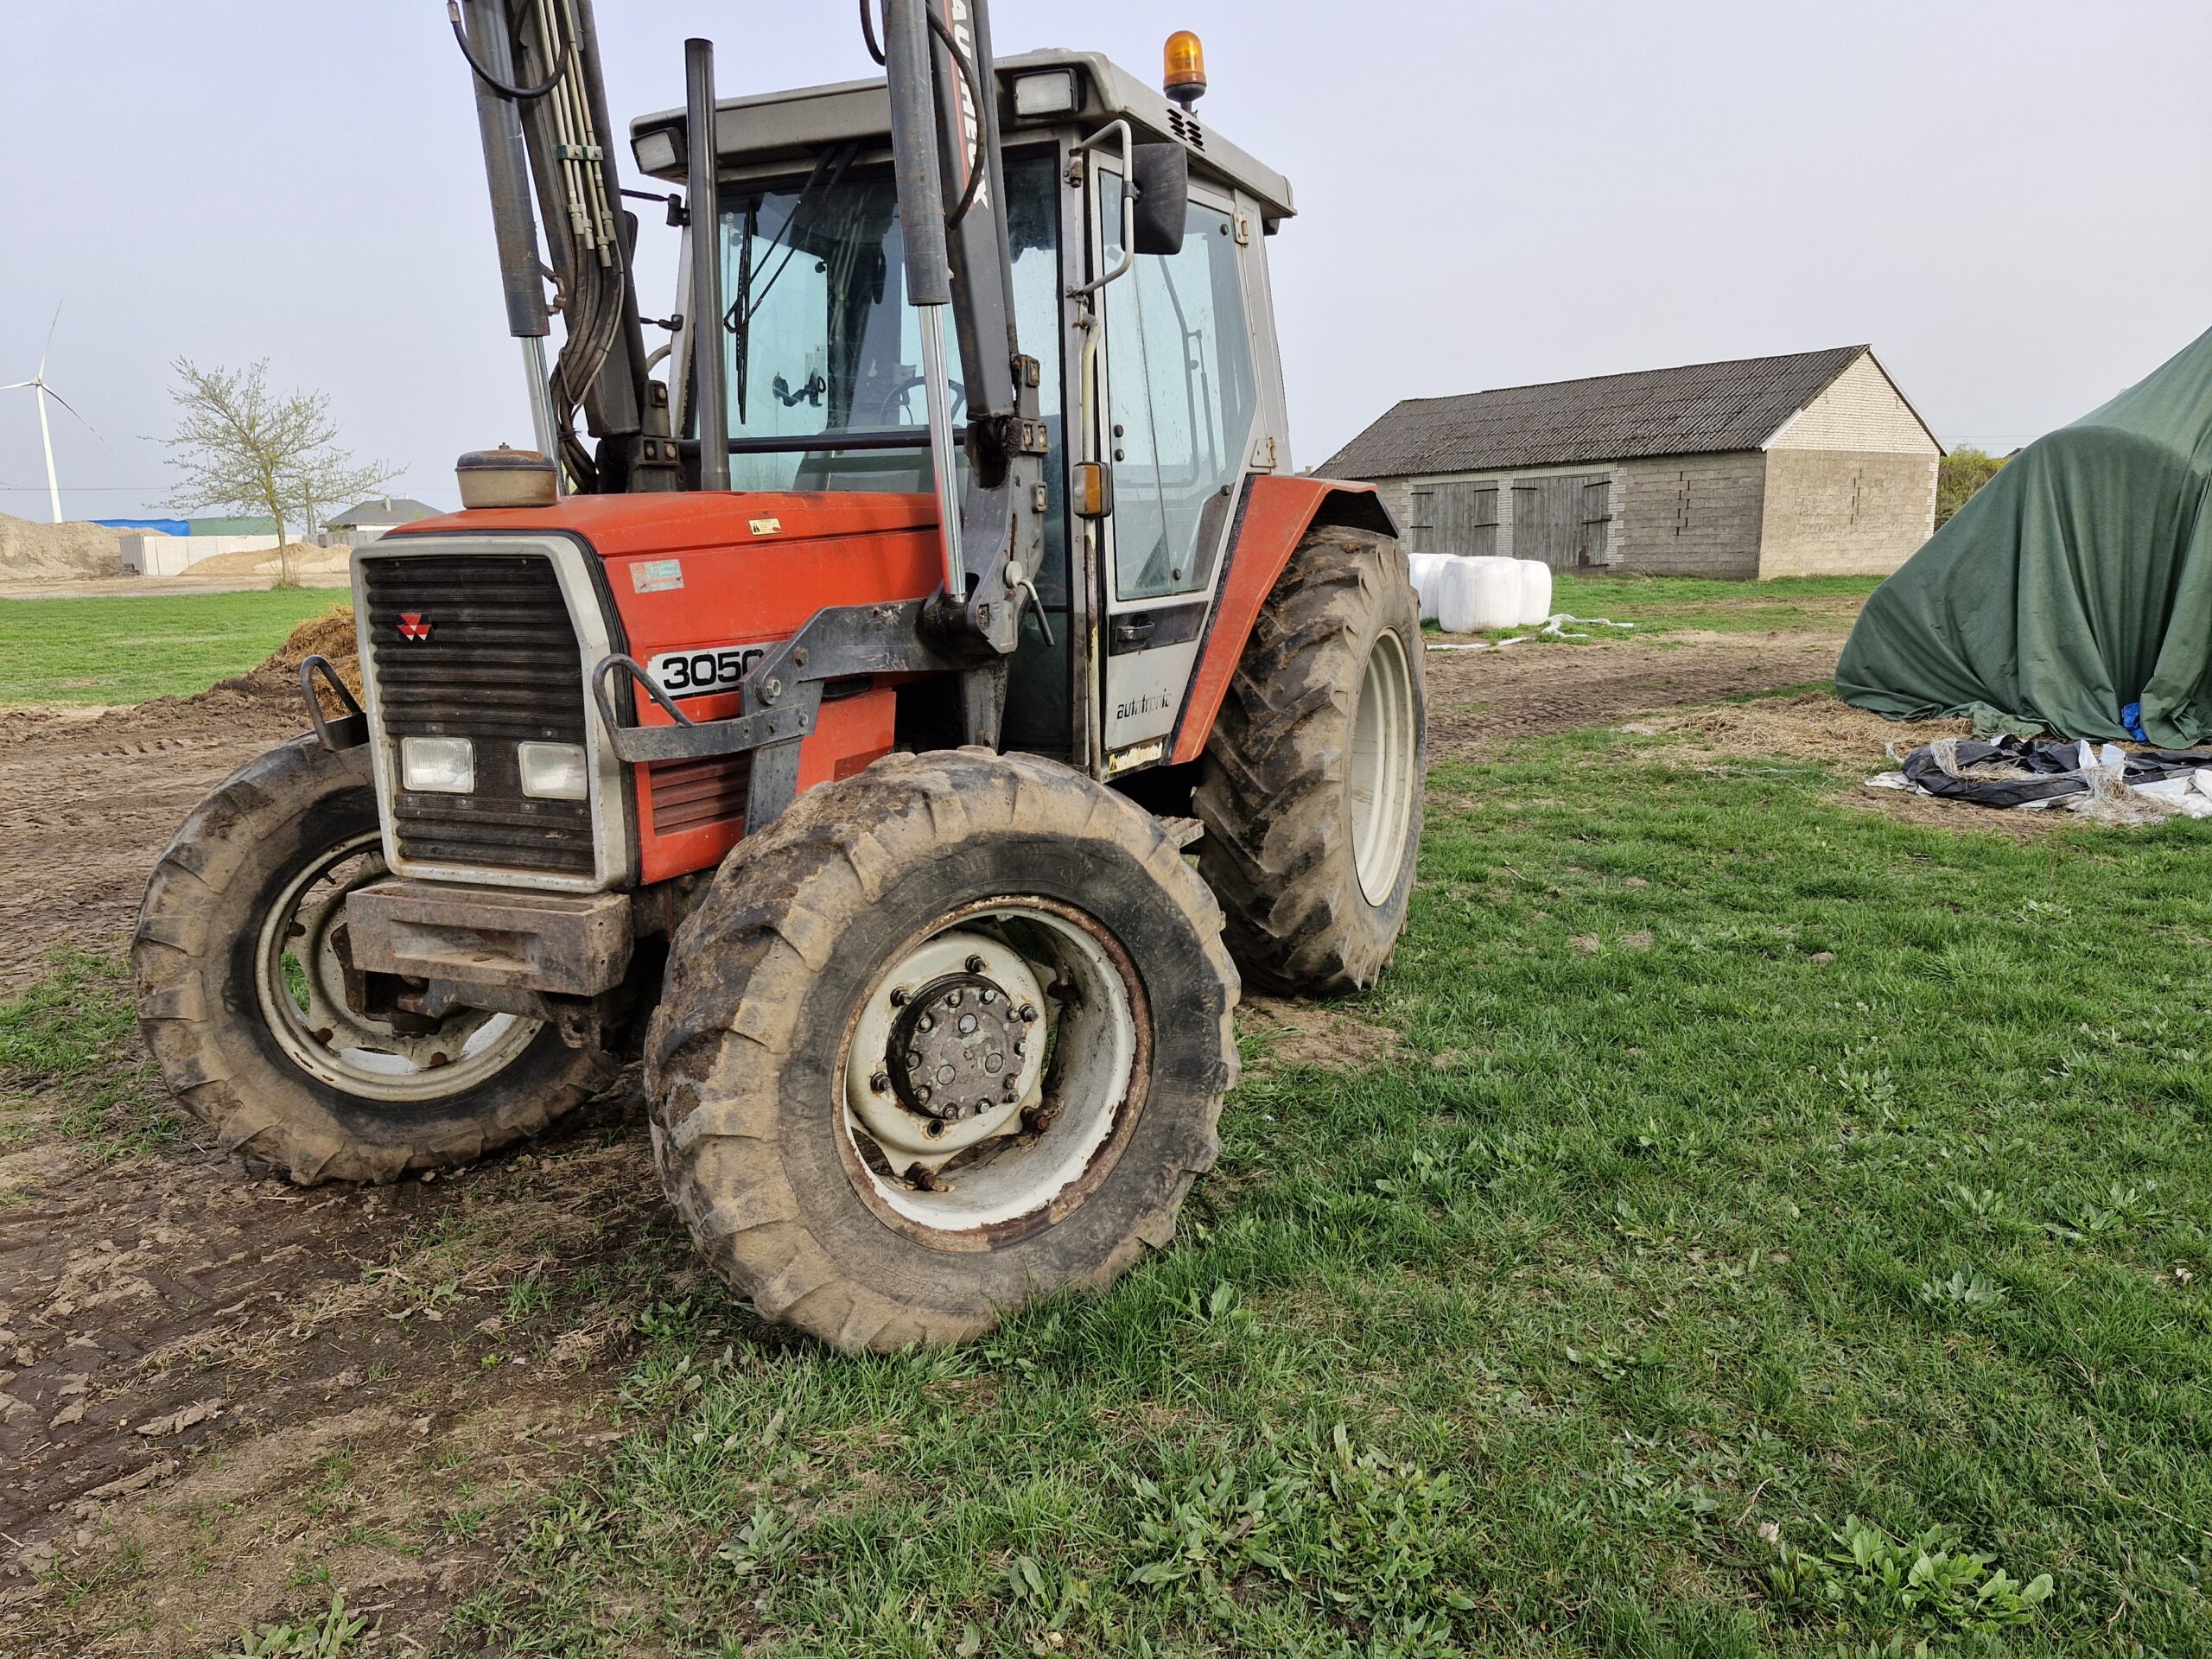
<box><xmin>724</xmin><ymin>142</ymin><xmax>861</xmax><ymax>427</ymax></box>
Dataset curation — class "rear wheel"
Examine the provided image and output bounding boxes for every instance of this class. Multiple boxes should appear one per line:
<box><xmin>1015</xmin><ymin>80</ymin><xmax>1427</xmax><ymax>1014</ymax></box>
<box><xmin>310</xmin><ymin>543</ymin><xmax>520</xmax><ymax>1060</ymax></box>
<box><xmin>645</xmin><ymin>747</ymin><xmax>1238</xmax><ymax>1351</ymax></box>
<box><xmin>134</xmin><ymin>736</ymin><xmax>615</xmax><ymax>1183</ymax></box>
<box><xmin>1196</xmin><ymin>524</ymin><xmax>1427</xmax><ymax>994</ymax></box>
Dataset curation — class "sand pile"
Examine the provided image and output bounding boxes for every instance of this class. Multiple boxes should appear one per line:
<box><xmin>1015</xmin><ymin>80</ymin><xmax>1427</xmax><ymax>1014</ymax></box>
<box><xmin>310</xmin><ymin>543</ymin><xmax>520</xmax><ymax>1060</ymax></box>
<box><xmin>184</xmin><ymin>542</ymin><xmax>353</xmax><ymax>580</ymax></box>
<box><xmin>0</xmin><ymin>513</ymin><xmax>130</xmax><ymax>582</ymax></box>
<box><xmin>206</xmin><ymin>605</ymin><xmax>362</xmax><ymax>707</ymax></box>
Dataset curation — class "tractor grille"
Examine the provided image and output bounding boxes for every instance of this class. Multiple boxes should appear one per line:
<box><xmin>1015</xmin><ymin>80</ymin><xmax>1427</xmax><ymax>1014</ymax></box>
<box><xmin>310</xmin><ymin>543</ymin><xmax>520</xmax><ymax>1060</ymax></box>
<box><xmin>359</xmin><ymin>551</ymin><xmax>597</xmax><ymax>879</ymax></box>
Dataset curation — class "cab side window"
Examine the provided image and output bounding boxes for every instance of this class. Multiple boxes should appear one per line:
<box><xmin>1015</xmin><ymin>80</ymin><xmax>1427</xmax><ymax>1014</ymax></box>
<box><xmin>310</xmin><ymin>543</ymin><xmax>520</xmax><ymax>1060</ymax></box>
<box><xmin>1101</xmin><ymin>189</ymin><xmax>1257</xmax><ymax>601</ymax></box>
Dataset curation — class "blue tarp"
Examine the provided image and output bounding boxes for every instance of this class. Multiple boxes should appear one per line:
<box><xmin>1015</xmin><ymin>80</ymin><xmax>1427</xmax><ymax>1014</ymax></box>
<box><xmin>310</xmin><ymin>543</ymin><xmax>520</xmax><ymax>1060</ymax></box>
<box><xmin>92</xmin><ymin>518</ymin><xmax>190</xmax><ymax>537</ymax></box>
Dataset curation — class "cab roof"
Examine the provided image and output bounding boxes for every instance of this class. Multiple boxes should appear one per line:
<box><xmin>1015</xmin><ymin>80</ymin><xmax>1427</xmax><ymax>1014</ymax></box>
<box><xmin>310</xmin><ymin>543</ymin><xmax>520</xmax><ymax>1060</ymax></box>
<box><xmin>628</xmin><ymin>47</ymin><xmax>1295</xmax><ymax>223</ymax></box>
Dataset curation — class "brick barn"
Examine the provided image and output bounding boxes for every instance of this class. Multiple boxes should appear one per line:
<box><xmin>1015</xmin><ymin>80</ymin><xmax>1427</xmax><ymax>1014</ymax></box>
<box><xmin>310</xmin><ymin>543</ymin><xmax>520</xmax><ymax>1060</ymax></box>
<box><xmin>1320</xmin><ymin>346</ymin><xmax>1943</xmax><ymax>578</ymax></box>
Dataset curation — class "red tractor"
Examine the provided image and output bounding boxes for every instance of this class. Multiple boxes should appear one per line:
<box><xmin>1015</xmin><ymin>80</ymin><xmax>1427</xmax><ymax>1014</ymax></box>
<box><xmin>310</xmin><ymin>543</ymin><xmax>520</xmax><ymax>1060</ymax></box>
<box><xmin>134</xmin><ymin>3</ymin><xmax>1425</xmax><ymax>1351</ymax></box>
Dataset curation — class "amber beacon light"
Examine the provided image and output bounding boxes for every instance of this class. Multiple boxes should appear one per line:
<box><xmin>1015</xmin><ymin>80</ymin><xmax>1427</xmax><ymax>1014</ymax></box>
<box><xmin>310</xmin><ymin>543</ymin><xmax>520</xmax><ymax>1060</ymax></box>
<box><xmin>1163</xmin><ymin>29</ymin><xmax>1207</xmax><ymax>107</ymax></box>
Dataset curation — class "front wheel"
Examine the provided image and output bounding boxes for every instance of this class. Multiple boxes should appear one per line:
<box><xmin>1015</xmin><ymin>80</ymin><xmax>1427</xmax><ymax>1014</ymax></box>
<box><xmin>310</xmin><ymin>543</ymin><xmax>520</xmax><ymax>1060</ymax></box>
<box><xmin>645</xmin><ymin>747</ymin><xmax>1239</xmax><ymax>1352</ymax></box>
<box><xmin>133</xmin><ymin>736</ymin><xmax>615</xmax><ymax>1183</ymax></box>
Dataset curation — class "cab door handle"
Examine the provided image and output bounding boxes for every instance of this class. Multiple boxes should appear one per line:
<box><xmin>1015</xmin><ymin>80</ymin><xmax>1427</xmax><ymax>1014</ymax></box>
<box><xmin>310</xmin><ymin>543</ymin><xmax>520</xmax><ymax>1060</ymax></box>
<box><xmin>1110</xmin><ymin>615</ymin><xmax>1156</xmax><ymax>651</ymax></box>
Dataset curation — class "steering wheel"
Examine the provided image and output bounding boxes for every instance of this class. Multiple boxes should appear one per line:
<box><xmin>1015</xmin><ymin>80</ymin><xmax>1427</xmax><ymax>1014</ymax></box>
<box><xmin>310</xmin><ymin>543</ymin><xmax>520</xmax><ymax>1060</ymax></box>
<box><xmin>877</xmin><ymin>375</ymin><xmax>966</xmax><ymax>426</ymax></box>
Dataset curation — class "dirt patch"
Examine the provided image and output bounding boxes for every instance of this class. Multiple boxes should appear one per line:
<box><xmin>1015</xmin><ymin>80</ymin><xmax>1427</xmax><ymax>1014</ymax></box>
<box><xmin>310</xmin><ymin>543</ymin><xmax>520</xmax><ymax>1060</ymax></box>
<box><xmin>0</xmin><ymin>1088</ymin><xmax>683</xmax><ymax>1656</ymax></box>
<box><xmin>1623</xmin><ymin>690</ymin><xmax>2102</xmax><ymax>839</ymax></box>
<box><xmin>0</xmin><ymin>612</ymin><xmax>364</xmax><ymax>991</ymax></box>
<box><xmin>0</xmin><ymin>700</ymin><xmax>308</xmax><ymax>993</ymax></box>
<box><xmin>1623</xmin><ymin>690</ymin><xmax>1970</xmax><ymax>772</ymax></box>
<box><xmin>0</xmin><ymin>516</ymin><xmax>130</xmax><ymax>584</ymax></box>
<box><xmin>1241</xmin><ymin>996</ymin><xmax>1407</xmax><ymax>1072</ymax></box>
<box><xmin>1424</xmin><ymin>628</ymin><xmax>1850</xmax><ymax>761</ymax></box>
<box><xmin>208</xmin><ymin>604</ymin><xmax>362</xmax><ymax>704</ymax></box>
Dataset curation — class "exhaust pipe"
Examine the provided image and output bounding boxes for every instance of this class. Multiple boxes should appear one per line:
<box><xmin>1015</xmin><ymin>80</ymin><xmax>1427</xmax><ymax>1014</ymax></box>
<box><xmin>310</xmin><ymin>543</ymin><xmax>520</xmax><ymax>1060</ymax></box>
<box><xmin>685</xmin><ymin>37</ymin><xmax>730</xmax><ymax>492</ymax></box>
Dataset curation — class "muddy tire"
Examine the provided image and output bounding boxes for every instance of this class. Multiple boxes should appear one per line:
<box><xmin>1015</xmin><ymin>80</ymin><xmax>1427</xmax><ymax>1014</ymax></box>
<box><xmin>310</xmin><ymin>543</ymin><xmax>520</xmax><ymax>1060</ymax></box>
<box><xmin>645</xmin><ymin>747</ymin><xmax>1238</xmax><ymax>1352</ymax></box>
<box><xmin>133</xmin><ymin>734</ymin><xmax>614</xmax><ymax>1184</ymax></box>
<box><xmin>1195</xmin><ymin>524</ymin><xmax>1427</xmax><ymax>995</ymax></box>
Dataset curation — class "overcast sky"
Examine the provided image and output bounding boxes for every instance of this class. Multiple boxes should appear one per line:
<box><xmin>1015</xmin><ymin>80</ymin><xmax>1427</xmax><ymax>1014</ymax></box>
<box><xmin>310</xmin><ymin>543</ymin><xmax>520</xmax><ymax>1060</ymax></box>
<box><xmin>1</xmin><ymin>2</ymin><xmax>2206</xmax><ymax>521</ymax></box>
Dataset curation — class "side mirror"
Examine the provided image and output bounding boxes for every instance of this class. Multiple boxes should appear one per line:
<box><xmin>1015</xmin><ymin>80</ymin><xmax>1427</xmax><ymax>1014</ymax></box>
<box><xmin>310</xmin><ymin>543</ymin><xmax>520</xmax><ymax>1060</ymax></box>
<box><xmin>1130</xmin><ymin>143</ymin><xmax>1189</xmax><ymax>256</ymax></box>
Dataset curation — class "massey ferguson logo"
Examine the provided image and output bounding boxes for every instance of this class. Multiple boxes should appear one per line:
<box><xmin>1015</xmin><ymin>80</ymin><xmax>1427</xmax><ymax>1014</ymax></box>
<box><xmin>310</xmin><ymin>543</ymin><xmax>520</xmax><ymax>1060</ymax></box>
<box><xmin>397</xmin><ymin>613</ymin><xmax>432</xmax><ymax>642</ymax></box>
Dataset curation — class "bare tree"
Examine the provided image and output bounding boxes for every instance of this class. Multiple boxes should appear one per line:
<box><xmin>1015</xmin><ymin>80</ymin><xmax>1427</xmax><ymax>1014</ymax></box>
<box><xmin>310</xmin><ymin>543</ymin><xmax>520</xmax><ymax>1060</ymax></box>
<box><xmin>159</xmin><ymin>359</ymin><xmax>397</xmax><ymax>586</ymax></box>
<box><xmin>288</xmin><ymin>447</ymin><xmax>401</xmax><ymax>554</ymax></box>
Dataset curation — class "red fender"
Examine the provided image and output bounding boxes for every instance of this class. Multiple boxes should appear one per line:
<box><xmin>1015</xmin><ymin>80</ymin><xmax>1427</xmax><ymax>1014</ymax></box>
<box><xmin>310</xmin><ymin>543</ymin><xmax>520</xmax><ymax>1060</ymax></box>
<box><xmin>1167</xmin><ymin>474</ymin><xmax>1398</xmax><ymax>766</ymax></box>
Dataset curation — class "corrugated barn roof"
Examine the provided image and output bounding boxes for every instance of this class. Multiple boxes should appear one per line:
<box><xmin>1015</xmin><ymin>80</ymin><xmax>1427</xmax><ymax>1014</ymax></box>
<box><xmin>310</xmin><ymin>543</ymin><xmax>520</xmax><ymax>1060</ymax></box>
<box><xmin>1321</xmin><ymin>346</ymin><xmax>1872</xmax><ymax>478</ymax></box>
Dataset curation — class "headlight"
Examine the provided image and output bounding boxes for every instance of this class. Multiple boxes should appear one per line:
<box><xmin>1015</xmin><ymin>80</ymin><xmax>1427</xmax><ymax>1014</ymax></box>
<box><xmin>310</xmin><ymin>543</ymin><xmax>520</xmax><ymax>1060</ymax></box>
<box><xmin>632</xmin><ymin>126</ymin><xmax>682</xmax><ymax>175</ymax></box>
<box><xmin>518</xmin><ymin>741</ymin><xmax>589</xmax><ymax>801</ymax></box>
<box><xmin>400</xmin><ymin>735</ymin><xmax>474</xmax><ymax>794</ymax></box>
<box><xmin>1012</xmin><ymin>69</ymin><xmax>1077</xmax><ymax>118</ymax></box>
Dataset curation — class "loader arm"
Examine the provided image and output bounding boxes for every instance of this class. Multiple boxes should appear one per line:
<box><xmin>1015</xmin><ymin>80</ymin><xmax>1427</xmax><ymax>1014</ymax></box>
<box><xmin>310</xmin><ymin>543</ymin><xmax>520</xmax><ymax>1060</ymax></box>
<box><xmin>453</xmin><ymin>0</ymin><xmax>674</xmax><ymax>494</ymax></box>
<box><xmin>877</xmin><ymin>0</ymin><xmax>1052</xmax><ymax>671</ymax></box>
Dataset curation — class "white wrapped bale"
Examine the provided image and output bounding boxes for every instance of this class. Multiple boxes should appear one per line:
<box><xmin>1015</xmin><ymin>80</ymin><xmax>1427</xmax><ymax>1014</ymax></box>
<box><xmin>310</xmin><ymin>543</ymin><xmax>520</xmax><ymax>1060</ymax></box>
<box><xmin>1514</xmin><ymin>559</ymin><xmax>1554</xmax><ymax>627</ymax></box>
<box><xmin>1407</xmin><ymin>552</ymin><xmax>1452</xmax><ymax>623</ymax></box>
<box><xmin>1437</xmin><ymin>556</ymin><xmax>1522</xmax><ymax>633</ymax></box>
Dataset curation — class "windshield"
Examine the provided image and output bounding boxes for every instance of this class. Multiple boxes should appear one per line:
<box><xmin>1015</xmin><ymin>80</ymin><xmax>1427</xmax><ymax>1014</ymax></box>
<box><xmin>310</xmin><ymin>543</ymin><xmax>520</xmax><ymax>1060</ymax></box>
<box><xmin>712</xmin><ymin>151</ymin><xmax>1061</xmax><ymax>496</ymax></box>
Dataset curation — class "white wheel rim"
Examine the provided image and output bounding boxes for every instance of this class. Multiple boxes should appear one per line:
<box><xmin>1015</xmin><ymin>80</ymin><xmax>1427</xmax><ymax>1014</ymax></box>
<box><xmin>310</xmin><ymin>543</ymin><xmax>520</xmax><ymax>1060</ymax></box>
<box><xmin>254</xmin><ymin>833</ymin><xmax>541</xmax><ymax>1102</ymax></box>
<box><xmin>839</xmin><ymin>900</ymin><xmax>1141</xmax><ymax>1240</ymax></box>
<box><xmin>1349</xmin><ymin>626</ymin><xmax>1416</xmax><ymax>904</ymax></box>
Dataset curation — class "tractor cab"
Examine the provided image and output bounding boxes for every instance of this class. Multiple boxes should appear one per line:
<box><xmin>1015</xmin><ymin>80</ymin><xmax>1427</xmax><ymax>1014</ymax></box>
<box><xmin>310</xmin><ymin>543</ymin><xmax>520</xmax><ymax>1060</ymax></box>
<box><xmin>629</xmin><ymin>48</ymin><xmax>1299</xmax><ymax>770</ymax></box>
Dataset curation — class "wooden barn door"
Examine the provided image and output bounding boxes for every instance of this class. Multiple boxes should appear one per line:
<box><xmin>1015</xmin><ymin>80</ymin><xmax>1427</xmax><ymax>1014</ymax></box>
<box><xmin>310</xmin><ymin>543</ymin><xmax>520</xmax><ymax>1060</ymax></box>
<box><xmin>1430</xmin><ymin>482</ymin><xmax>1497</xmax><ymax>556</ymax></box>
<box><xmin>1512</xmin><ymin>474</ymin><xmax>1609</xmax><ymax>569</ymax></box>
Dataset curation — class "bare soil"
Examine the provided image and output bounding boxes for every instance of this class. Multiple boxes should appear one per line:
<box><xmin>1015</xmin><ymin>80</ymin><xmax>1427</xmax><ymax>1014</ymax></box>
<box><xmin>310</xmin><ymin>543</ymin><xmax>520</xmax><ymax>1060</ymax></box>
<box><xmin>1423</xmin><ymin>628</ymin><xmax>1846</xmax><ymax>759</ymax></box>
<box><xmin>1</xmin><ymin>614</ymin><xmax>1905</xmax><ymax>1653</ymax></box>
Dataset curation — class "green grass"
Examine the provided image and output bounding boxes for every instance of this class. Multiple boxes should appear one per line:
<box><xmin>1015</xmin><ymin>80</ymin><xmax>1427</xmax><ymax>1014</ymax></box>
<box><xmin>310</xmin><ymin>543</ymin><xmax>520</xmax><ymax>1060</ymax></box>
<box><xmin>1418</xmin><ymin>573</ymin><xmax>1883</xmax><ymax>645</ymax></box>
<box><xmin>450</xmin><ymin>725</ymin><xmax>2212</xmax><ymax>1658</ymax></box>
<box><xmin>0</xmin><ymin>587</ymin><xmax>342</xmax><ymax>706</ymax></box>
<box><xmin>0</xmin><ymin>950</ymin><xmax>180</xmax><ymax>1157</ymax></box>
<box><xmin>1552</xmin><ymin>573</ymin><xmax>1884</xmax><ymax>634</ymax></box>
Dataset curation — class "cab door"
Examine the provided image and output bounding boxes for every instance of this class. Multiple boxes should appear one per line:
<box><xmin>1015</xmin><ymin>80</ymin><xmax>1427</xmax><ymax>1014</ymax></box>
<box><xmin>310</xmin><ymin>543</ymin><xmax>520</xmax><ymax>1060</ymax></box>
<box><xmin>1089</xmin><ymin>166</ymin><xmax>1263</xmax><ymax>768</ymax></box>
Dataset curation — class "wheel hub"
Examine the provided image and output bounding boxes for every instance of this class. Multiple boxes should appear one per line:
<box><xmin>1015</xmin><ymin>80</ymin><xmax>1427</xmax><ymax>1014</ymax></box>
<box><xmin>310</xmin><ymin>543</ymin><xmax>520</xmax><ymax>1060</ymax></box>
<box><xmin>884</xmin><ymin>968</ymin><xmax>1036</xmax><ymax>1122</ymax></box>
<box><xmin>844</xmin><ymin>927</ymin><xmax>1050</xmax><ymax>1175</ymax></box>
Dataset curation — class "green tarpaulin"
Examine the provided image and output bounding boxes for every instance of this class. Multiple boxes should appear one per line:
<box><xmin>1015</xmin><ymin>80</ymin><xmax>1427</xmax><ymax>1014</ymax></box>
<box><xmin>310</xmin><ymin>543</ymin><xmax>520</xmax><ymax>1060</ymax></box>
<box><xmin>1837</xmin><ymin>327</ymin><xmax>2212</xmax><ymax>744</ymax></box>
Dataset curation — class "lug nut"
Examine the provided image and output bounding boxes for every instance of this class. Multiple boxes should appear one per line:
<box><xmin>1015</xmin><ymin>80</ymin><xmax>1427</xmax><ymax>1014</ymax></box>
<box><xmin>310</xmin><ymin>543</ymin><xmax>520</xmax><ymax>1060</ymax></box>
<box><xmin>917</xmin><ymin>1084</ymin><xmax>932</xmax><ymax>1103</ymax></box>
<box><xmin>1013</xmin><ymin>1039</ymin><xmax>1026</xmax><ymax>1057</ymax></box>
<box><xmin>966</xmin><ymin>955</ymin><xmax>986</xmax><ymax>973</ymax></box>
<box><xmin>906</xmin><ymin>1048</ymin><xmax>923</xmax><ymax>1069</ymax></box>
<box><xmin>869</xmin><ymin>1071</ymin><xmax>890</xmax><ymax>1094</ymax></box>
<box><xmin>1004</xmin><ymin>1087</ymin><xmax>1020</xmax><ymax>1104</ymax></box>
<box><xmin>947</xmin><ymin>988</ymin><xmax>963</xmax><ymax>1007</ymax></box>
<box><xmin>890</xmin><ymin>987</ymin><xmax>909</xmax><ymax>1007</ymax></box>
<box><xmin>1018</xmin><ymin>1004</ymin><xmax>1038</xmax><ymax>1023</ymax></box>
<box><xmin>918</xmin><ymin>1014</ymin><xmax>934</xmax><ymax>1033</ymax></box>
<box><xmin>980</xmin><ymin>988</ymin><xmax>996</xmax><ymax>1004</ymax></box>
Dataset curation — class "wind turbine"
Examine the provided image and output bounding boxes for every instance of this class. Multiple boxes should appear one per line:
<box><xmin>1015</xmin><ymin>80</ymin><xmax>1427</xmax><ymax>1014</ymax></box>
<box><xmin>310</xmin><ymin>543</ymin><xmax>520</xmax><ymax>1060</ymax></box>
<box><xmin>3</xmin><ymin>305</ymin><xmax>100</xmax><ymax>524</ymax></box>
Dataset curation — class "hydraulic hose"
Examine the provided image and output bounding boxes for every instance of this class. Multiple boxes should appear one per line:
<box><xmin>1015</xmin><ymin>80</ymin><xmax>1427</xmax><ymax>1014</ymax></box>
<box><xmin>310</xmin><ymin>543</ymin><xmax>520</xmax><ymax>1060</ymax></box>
<box><xmin>447</xmin><ymin>0</ymin><xmax>567</xmax><ymax>99</ymax></box>
<box><xmin>925</xmin><ymin>10</ymin><xmax>988</xmax><ymax>230</ymax></box>
<box><xmin>861</xmin><ymin>3</ymin><xmax>985</xmax><ymax>230</ymax></box>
